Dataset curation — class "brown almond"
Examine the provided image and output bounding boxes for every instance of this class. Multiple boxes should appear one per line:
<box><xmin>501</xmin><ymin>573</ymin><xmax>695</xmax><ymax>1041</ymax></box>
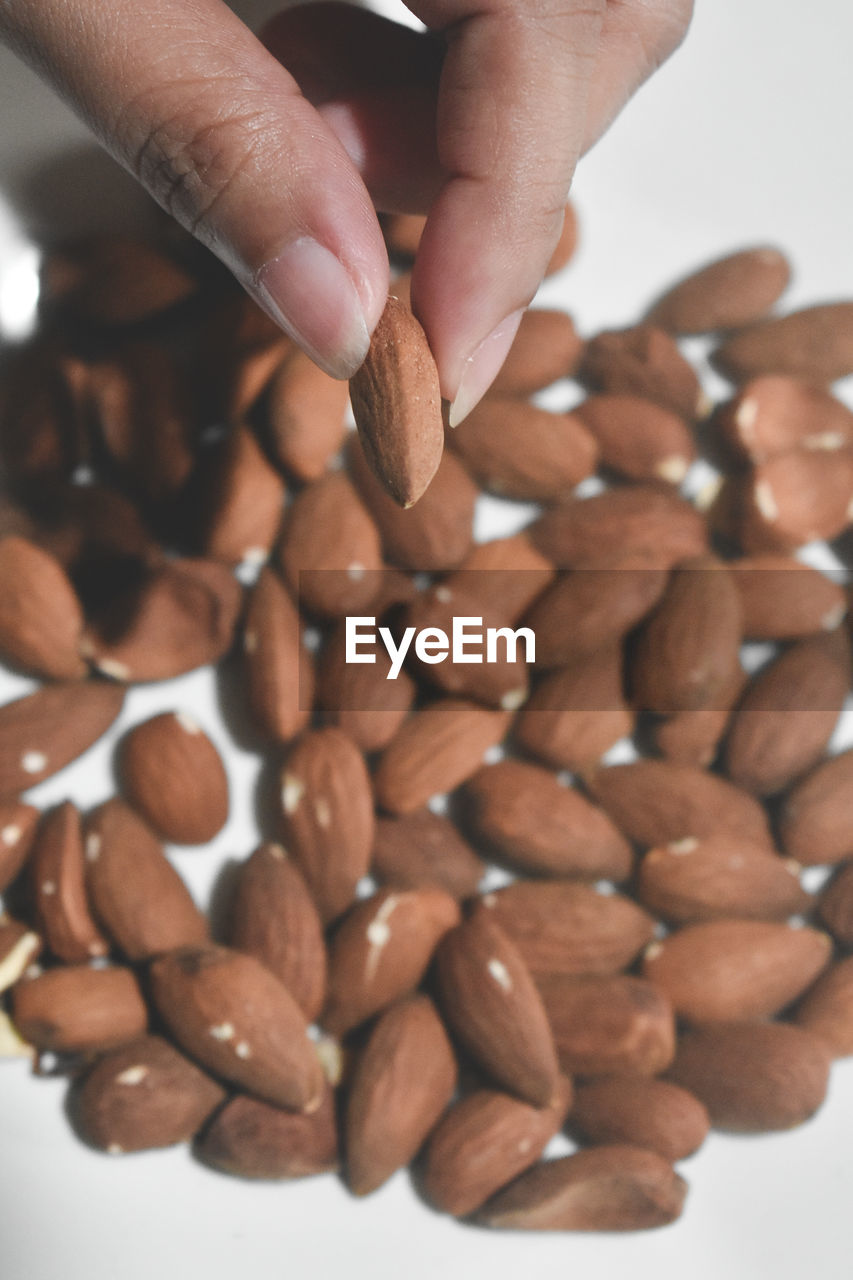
<box><xmin>195</xmin><ymin>1085</ymin><xmax>339</xmax><ymax>1178</ymax></box>
<box><xmin>0</xmin><ymin>537</ymin><xmax>86</xmax><ymax>679</ymax></box>
<box><xmin>569</xmin><ymin>1078</ymin><xmax>710</xmax><ymax>1162</ymax></box>
<box><xmin>584</xmin><ymin>759</ymin><xmax>773</xmax><ymax>848</ymax></box>
<box><xmin>348</xmin><ymin>439</ymin><xmax>477</xmax><ymax>571</ymax></box>
<box><xmin>0</xmin><ymin>802</ymin><xmax>41</xmax><ymax>892</ymax></box>
<box><xmin>278</xmin><ymin>727</ymin><xmax>375</xmax><ymax>923</ymax></box>
<box><xmin>780</xmin><ymin>749</ymin><xmax>853</xmax><ymax>866</ymax></box>
<box><xmin>523</xmin><ymin>565</ymin><xmax>668</xmax><ymax>669</ymax></box>
<box><xmin>85</xmin><ymin>799</ymin><xmax>209</xmax><ymax>960</ymax></box>
<box><xmin>642</xmin><ymin>919</ymin><xmax>831</xmax><ymax>1024</ymax></box>
<box><xmin>242</xmin><ymin>566</ymin><xmax>314</xmax><ymax>744</ymax></box>
<box><xmin>434</xmin><ymin>912</ymin><xmax>561</xmax><ymax>1106</ymax></box>
<box><xmin>345</xmin><ymin>994</ymin><xmax>457</xmax><ymax>1195</ymax></box>
<box><xmin>741</xmin><ymin>448</ymin><xmax>853</xmax><ymax>550</ymax></box>
<box><xmin>723</xmin><ymin>629</ymin><xmax>850</xmax><ymax>795</ymax></box>
<box><xmin>12</xmin><ymin>965</ymin><xmax>148</xmax><ymax>1053</ymax></box>
<box><xmin>187</xmin><ymin>425</ymin><xmax>286</xmax><ymax>566</ymax></box>
<box><xmin>278</xmin><ymin>470</ymin><xmax>384</xmax><ymax>618</ymax></box>
<box><xmin>716</xmin><ymin>375</ymin><xmax>853</xmax><ymax>463</ymax></box>
<box><xmin>731</xmin><ymin>555</ymin><xmax>847</xmax><ymax>639</ymax></box>
<box><xmin>474</xmin><ymin>1145</ymin><xmax>687</xmax><ymax>1232</ymax></box>
<box><xmin>0</xmin><ymin>680</ymin><xmax>125</xmax><ymax>799</ymax></box>
<box><xmin>149</xmin><ymin>945</ymin><xmax>325</xmax><ymax>1111</ymax></box>
<box><xmin>460</xmin><ymin>760</ymin><xmax>632</xmax><ymax>882</ymax></box>
<box><xmin>537</xmin><ymin>973</ymin><xmax>676</xmax><ymax>1077</ymax></box>
<box><xmin>0</xmin><ymin>915</ymin><xmax>43</xmax><ymax>994</ymax></box>
<box><xmin>118</xmin><ymin>711</ymin><xmax>229</xmax><ymax>845</ymax></box>
<box><xmin>630</xmin><ymin>557</ymin><xmax>742</xmax><ymax>715</ymax></box>
<box><xmin>31</xmin><ymin>802</ymin><xmax>108</xmax><ymax>963</ymax></box>
<box><xmin>349</xmin><ymin>293</ymin><xmax>444</xmax><ymax>507</ymax></box>
<box><xmin>420</xmin><ymin>1078</ymin><xmax>573</xmax><ymax>1217</ymax></box>
<box><xmin>647</xmin><ymin>246</ymin><xmax>791</xmax><ymax>334</ymax></box>
<box><xmin>491</xmin><ymin>308</ymin><xmax>583</xmax><ymax>395</ymax></box>
<box><xmin>221</xmin><ymin>338</ymin><xmax>291</xmax><ymax>421</ymax></box>
<box><xmin>636</xmin><ymin>834</ymin><xmax>810</xmax><ymax>924</ymax></box>
<box><xmin>448</xmin><ymin>397</ymin><xmax>598</xmax><ymax>501</ymax></box>
<box><xmin>41</xmin><ymin>235</ymin><xmax>196</xmax><ymax>326</ymax></box>
<box><xmin>666</xmin><ymin>1021</ymin><xmax>832</xmax><ymax>1131</ymax></box>
<box><xmin>580</xmin><ymin>324</ymin><xmax>704</xmax><ymax>420</ymax></box>
<box><xmin>575</xmin><ymin>394</ymin><xmax>696</xmax><ymax>485</ymax></box>
<box><xmin>817</xmin><ymin>860</ymin><xmax>853</xmax><ymax>946</ymax></box>
<box><xmin>792</xmin><ymin>955</ymin><xmax>853</xmax><ymax>1057</ymax></box>
<box><xmin>447</xmin><ymin>534</ymin><xmax>556</xmax><ymax>623</ymax></box>
<box><xmin>315</xmin><ymin>617</ymin><xmax>417</xmax><ymax>752</ymax></box>
<box><xmin>713</xmin><ymin>301</ymin><xmax>853</xmax><ymax>383</ymax></box>
<box><xmin>0</xmin><ymin>338</ymin><xmax>84</xmax><ymax>482</ymax></box>
<box><xmin>371</xmin><ymin>810</ymin><xmax>486</xmax><ymax>899</ymax></box>
<box><xmin>70</xmin><ymin>1034</ymin><xmax>226</xmax><ymax>1154</ymax></box>
<box><xmin>529</xmin><ymin>485</ymin><xmax>708</xmax><ymax>570</ymax></box>
<box><xmin>265</xmin><ymin>345</ymin><xmax>350</xmax><ymax>481</ymax></box>
<box><xmin>373</xmin><ymin>700</ymin><xmax>510</xmax><ymax>815</ymax></box>
<box><xmin>479</xmin><ymin>881</ymin><xmax>656</xmax><ymax>979</ymax></box>
<box><xmin>652</xmin><ymin>663</ymin><xmax>747</xmax><ymax>768</ymax></box>
<box><xmin>322</xmin><ymin>885</ymin><xmax>461</xmax><ymax>1036</ymax></box>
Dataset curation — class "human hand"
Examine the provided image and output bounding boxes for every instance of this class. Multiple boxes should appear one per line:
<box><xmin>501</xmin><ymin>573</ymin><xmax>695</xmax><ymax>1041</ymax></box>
<box><xmin>0</xmin><ymin>0</ymin><xmax>692</xmax><ymax>420</ymax></box>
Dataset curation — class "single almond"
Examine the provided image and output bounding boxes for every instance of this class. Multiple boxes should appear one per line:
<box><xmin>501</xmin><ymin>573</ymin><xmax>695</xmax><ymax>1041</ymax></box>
<box><xmin>264</xmin><ymin>344</ymin><xmax>350</xmax><ymax>481</ymax></box>
<box><xmin>315</xmin><ymin>616</ymin><xmax>416</xmax><ymax>752</ymax></box>
<box><xmin>569</xmin><ymin>1077</ymin><xmax>710</xmax><ymax>1162</ymax></box>
<box><xmin>792</xmin><ymin>955</ymin><xmax>853</xmax><ymax>1058</ymax></box>
<box><xmin>647</xmin><ymin>246</ymin><xmax>791</xmax><ymax>334</ymax></box>
<box><xmin>712</xmin><ymin>301</ymin><xmax>853</xmax><ymax>383</ymax></box>
<box><xmin>242</xmin><ymin>566</ymin><xmax>314</xmax><ymax>744</ymax></box>
<box><xmin>537</xmin><ymin>973</ymin><xmax>676</xmax><ymax>1077</ymax></box>
<box><xmin>731</xmin><ymin>555</ymin><xmax>847</xmax><ymax>639</ymax></box>
<box><xmin>371</xmin><ymin>810</ymin><xmax>486</xmax><ymax>899</ymax></box>
<box><xmin>119</xmin><ymin>710</ymin><xmax>229</xmax><ymax>845</ymax></box>
<box><xmin>0</xmin><ymin>802</ymin><xmax>41</xmax><ymax>893</ymax></box>
<box><xmin>446</xmin><ymin>534</ymin><xmax>556</xmax><ymax>623</ymax></box>
<box><xmin>195</xmin><ymin>1085</ymin><xmax>339</xmax><ymax>1179</ymax></box>
<box><xmin>0</xmin><ymin>536</ymin><xmax>87</xmax><ymax>679</ymax></box>
<box><xmin>0</xmin><ymin>679</ymin><xmax>125</xmax><ymax>799</ymax></box>
<box><xmin>741</xmin><ymin>448</ymin><xmax>853</xmax><ymax>550</ymax></box>
<box><xmin>491</xmin><ymin>308</ymin><xmax>583</xmax><ymax>395</ymax></box>
<box><xmin>817</xmin><ymin>860</ymin><xmax>853</xmax><ymax>946</ymax></box>
<box><xmin>780</xmin><ymin>748</ymin><xmax>853</xmax><ymax>865</ymax></box>
<box><xmin>349</xmin><ymin>293</ymin><xmax>444</xmax><ymax>507</ymax></box>
<box><xmin>185</xmin><ymin>424</ymin><xmax>286</xmax><ymax>566</ymax></box>
<box><xmin>11</xmin><ymin>964</ymin><xmax>148</xmax><ymax>1053</ymax></box>
<box><xmin>574</xmin><ymin>394</ymin><xmax>696</xmax><ymax>485</ymax></box>
<box><xmin>716</xmin><ymin>374</ymin><xmax>853</xmax><ymax>463</ymax></box>
<box><xmin>31</xmin><ymin>801</ymin><xmax>108</xmax><ymax>963</ymax></box>
<box><xmin>580</xmin><ymin>323</ymin><xmax>704</xmax><ymax>420</ymax></box>
<box><xmin>652</xmin><ymin>662</ymin><xmax>746</xmax><ymax>768</ymax></box>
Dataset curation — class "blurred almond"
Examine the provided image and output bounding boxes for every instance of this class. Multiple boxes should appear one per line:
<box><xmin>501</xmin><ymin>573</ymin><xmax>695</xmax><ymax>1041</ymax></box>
<box><xmin>523</xmin><ymin>565</ymin><xmax>667</xmax><ymax>668</ymax></box>
<box><xmin>780</xmin><ymin>748</ymin><xmax>853</xmax><ymax>865</ymax></box>
<box><xmin>530</xmin><ymin>485</ymin><xmax>708</xmax><ymax>569</ymax></box>
<box><xmin>716</xmin><ymin>374</ymin><xmax>853</xmax><ymax>463</ymax></box>
<box><xmin>537</xmin><ymin>973</ymin><xmax>676</xmax><ymax>1076</ymax></box>
<box><xmin>315</xmin><ymin>617</ymin><xmax>416</xmax><ymax>752</ymax></box>
<box><xmin>31</xmin><ymin>801</ymin><xmax>108</xmax><ymax>963</ymax></box>
<box><xmin>713</xmin><ymin>301</ymin><xmax>853</xmax><ymax>383</ymax></box>
<box><xmin>0</xmin><ymin>537</ymin><xmax>86</xmax><ymax>679</ymax></box>
<box><xmin>792</xmin><ymin>956</ymin><xmax>853</xmax><ymax>1058</ymax></box>
<box><xmin>264</xmin><ymin>345</ymin><xmax>349</xmax><ymax>481</ymax></box>
<box><xmin>242</xmin><ymin>567</ymin><xmax>314</xmax><ymax>744</ymax></box>
<box><xmin>0</xmin><ymin>802</ymin><xmax>41</xmax><ymax>893</ymax></box>
<box><xmin>569</xmin><ymin>1077</ymin><xmax>710</xmax><ymax>1162</ymax></box>
<box><xmin>491</xmin><ymin>309</ymin><xmax>583</xmax><ymax>395</ymax></box>
<box><xmin>195</xmin><ymin>1086</ymin><xmax>339</xmax><ymax>1179</ymax></box>
<box><xmin>186</xmin><ymin>425</ymin><xmax>285</xmax><ymax>566</ymax></box>
<box><xmin>119</xmin><ymin>710</ymin><xmax>229</xmax><ymax>845</ymax></box>
<box><xmin>575</xmin><ymin>394</ymin><xmax>696</xmax><ymax>485</ymax></box>
<box><xmin>647</xmin><ymin>246</ymin><xmax>790</xmax><ymax>334</ymax></box>
<box><xmin>371</xmin><ymin>810</ymin><xmax>486</xmax><ymax>899</ymax></box>
<box><xmin>0</xmin><ymin>915</ymin><xmax>42</xmax><ymax>994</ymax></box>
<box><xmin>12</xmin><ymin>965</ymin><xmax>148</xmax><ymax>1053</ymax></box>
<box><xmin>580</xmin><ymin>324</ymin><xmax>704</xmax><ymax>420</ymax></box>
<box><xmin>0</xmin><ymin>680</ymin><xmax>125</xmax><ymax>799</ymax></box>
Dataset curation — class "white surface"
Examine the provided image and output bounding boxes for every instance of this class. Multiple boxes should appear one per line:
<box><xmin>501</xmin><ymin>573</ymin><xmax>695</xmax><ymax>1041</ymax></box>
<box><xmin>2</xmin><ymin>2</ymin><xmax>853</xmax><ymax>1278</ymax></box>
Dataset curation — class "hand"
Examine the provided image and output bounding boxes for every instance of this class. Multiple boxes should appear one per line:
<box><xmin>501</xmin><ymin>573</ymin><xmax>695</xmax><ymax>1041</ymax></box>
<box><xmin>0</xmin><ymin>0</ymin><xmax>692</xmax><ymax>420</ymax></box>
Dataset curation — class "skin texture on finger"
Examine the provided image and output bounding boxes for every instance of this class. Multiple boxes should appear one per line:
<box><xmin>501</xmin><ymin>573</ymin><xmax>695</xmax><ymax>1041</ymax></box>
<box><xmin>0</xmin><ymin>0</ymin><xmax>389</xmax><ymax>377</ymax></box>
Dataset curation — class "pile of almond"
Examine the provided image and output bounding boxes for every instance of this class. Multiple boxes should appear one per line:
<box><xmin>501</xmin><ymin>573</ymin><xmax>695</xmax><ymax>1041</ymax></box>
<box><xmin>2</xmin><ymin>208</ymin><xmax>853</xmax><ymax>1233</ymax></box>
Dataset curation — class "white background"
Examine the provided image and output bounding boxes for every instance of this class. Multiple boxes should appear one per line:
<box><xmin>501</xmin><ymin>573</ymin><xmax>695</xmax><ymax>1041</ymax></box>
<box><xmin>1</xmin><ymin>2</ymin><xmax>853</xmax><ymax>1278</ymax></box>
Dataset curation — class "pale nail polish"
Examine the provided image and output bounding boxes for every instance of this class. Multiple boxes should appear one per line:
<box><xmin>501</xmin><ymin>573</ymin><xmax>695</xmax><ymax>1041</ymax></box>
<box><xmin>448</xmin><ymin>309</ymin><xmax>526</xmax><ymax>428</ymax></box>
<box><xmin>255</xmin><ymin>237</ymin><xmax>370</xmax><ymax>379</ymax></box>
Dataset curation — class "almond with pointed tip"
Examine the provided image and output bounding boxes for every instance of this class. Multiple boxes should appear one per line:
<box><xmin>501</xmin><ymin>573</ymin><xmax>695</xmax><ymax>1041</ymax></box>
<box><xmin>242</xmin><ymin>566</ymin><xmax>314</xmax><ymax>744</ymax></box>
<box><xmin>780</xmin><ymin>748</ymin><xmax>853</xmax><ymax>865</ymax></box>
<box><xmin>0</xmin><ymin>802</ymin><xmax>41</xmax><ymax>892</ymax></box>
<box><xmin>580</xmin><ymin>323</ymin><xmax>704</xmax><ymax>419</ymax></box>
<box><xmin>149</xmin><ymin>944</ymin><xmax>325</xmax><ymax>1111</ymax></box>
<box><xmin>716</xmin><ymin>374</ymin><xmax>853</xmax><ymax>463</ymax></box>
<box><xmin>523</xmin><ymin>566</ymin><xmax>668</xmax><ymax>668</ymax></box>
<box><xmin>731</xmin><ymin>555</ymin><xmax>847</xmax><ymax>639</ymax></box>
<box><xmin>0</xmin><ymin>680</ymin><xmax>125</xmax><ymax>799</ymax></box>
<box><xmin>11</xmin><ymin>964</ymin><xmax>148</xmax><ymax>1054</ymax></box>
<box><xmin>187</xmin><ymin>424</ymin><xmax>286</xmax><ymax>566</ymax></box>
<box><xmin>435</xmin><ymin>912</ymin><xmax>560</xmax><ymax>1107</ymax></box>
<box><xmin>315</xmin><ymin>618</ymin><xmax>416</xmax><ymax>752</ymax></box>
<box><xmin>0</xmin><ymin>536</ymin><xmax>87</xmax><ymax>679</ymax></box>
<box><xmin>537</xmin><ymin>973</ymin><xmax>676</xmax><ymax>1077</ymax></box>
<box><xmin>119</xmin><ymin>710</ymin><xmax>229</xmax><ymax>845</ymax></box>
<box><xmin>741</xmin><ymin>447</ymin><xmax>853</xmax><ymax>551</ymax></box>
<box><xmin>265</xmin><ymin>344</ymin><xmax>350</xmax><ymax>481</ymax></box>
<box><xmin>792</xmin><ymin>956</ymin><xmax>853</xmax><ymax>1058</ymax></box>
<box><xmin>490</xmin><ymin>309</ymin><xmax>583</xmax><ymax>395</ymax></box>
<box><xmin>349</xmin><ymin>294</ymin><xmax>443</xmax><ymax>507</ymax></box>
<box><xmin>371</xmin><ymin>810</ymin><xmax>486</xmax><ymax>899</ymax></box>
<box><xmin>647</xmin><ymin>246</ymin><xmax>791</xmax><ymax>334</ymax></box>
<box><xmin>574</xmin><ymin>394</ymin><xmax>696</xmax><ymax>485</ymax></box>
<box><xmin>569</xmin><ymin>1077</ymin><xmax>710</xmax><ymax>1162</ymax></box>
<box><xmin>712</xmin><ymin>301</ymin><xmax>853</xmax><ymax>383</ymax></box>
<box><xmin>195</xmin><ymin>1085</ymin><xmax>339</xmax><ymax>1178</ymax></box>
<box><xmin>447</xmin><ymin>533</ymin><xmax>556</xmax><ymax>623</ymax></box>
<box><xmin>31</xmin><ymin>801</ymin><xmax>108</xmax><ymax>963</ymax></box>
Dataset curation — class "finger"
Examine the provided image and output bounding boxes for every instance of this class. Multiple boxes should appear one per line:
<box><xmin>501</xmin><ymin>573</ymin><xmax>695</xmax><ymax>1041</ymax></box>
<box><xmin>405</xmin><ymin>0</ymin><xmax>606</xmax><ymax>421</ymax></box>
<box><xmin>0</xmin><ymin>0</ymin><xmax>389</xmax><ymax>377</ymax></box>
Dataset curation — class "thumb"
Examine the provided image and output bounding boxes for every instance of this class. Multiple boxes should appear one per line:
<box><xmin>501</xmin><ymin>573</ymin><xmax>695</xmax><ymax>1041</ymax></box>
<box><xmin>0</xmin><ymin>0</ymin><xmax>389</xmax><ymax>377</ymax></box>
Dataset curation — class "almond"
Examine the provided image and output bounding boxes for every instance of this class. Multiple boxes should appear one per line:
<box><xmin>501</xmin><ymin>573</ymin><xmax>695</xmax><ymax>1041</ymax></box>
<box><xmin>69</xmin><ymin>1034</ymin><xmax>226</xmax><ymax>1154</ymax></box>
<box><xmin>118</xmin><ymin>710</ymin><xmax>229</xmax><ymax>845</ymax></box>
<box><xmin>373</xmin><ymin>700</ymin><xmax>510</xmax><ymax>815</ymax></box>
<box><xmin>41</xmin><ymin>235</ymin><xmax>196</xmax><ymax>326</ymax></box>
<box><xmin>459</xmin><ymin>760</ymin><xmax>632</xmax><ymax>881</ymax></box>
<box><xmin>242</xmin><ymin>566</ymin><xmax>314</xmax><ymax>744</ymax></box>
<box><xmin>0</xmin><ymin>802</ymin><xmax>41</xmax><ymax>893</ymax></box>
<box><xmin>474</xmin><ymin>1145</ymin><xmax>687</xmax><ymax>1232</ymax></box>
<box><xmin>265</xmin><ymin>345</ymin><xmax>350</xmax><ymax>481</ymax></box>
<box><xmin>371</xmin><ymin>810</ymin><xmax>486</xmax><ymax>899</ymax></box>
<box><xmin>420</xmin><ymin>1077</ymin><xmax>573</xmax><ymax>1217</ymax></box>
<box><xmin>641</xmin><ymin>919</ymin><xmax>830</xmax><ymax>1023</ymax></box>
<box><xmin>0</xmin><ymin>536</ymin><xmax>86</xmax><ymax>679</ymax></box>
<box><xmin>321</xmin><ymin>885</ymin><xmax>460</xmax><ymax>1036</ymax></box>
<box><xmin>741</xmin><ymin>447</ymin><xmax>853</xmax><ymax>550</ymax></box>
<box><xmin>792</xmin><ymin>955</ymin><xmax>853</xmax><ymax>1058</ymax></box>
<box><xmin>523</xmin><ymin>565</ymin><xmax>668</xmax><ymax>668</ymax></box>
<box><xmin>31</xmin><ymin>801</ymin><xmax>108</xmax><ymax>963</ymax></box>
<box><xmin>0</xmin><ymin>679</ymin><xmax>125</xmax><ymax>799</ymax></box>
<box><xmin>0</xmin><ymin>916</ymin><xmax>43</xmax><ymax>994</ymax></box>
<box><xmin>315</xmin><ymin>618</ymin><xmax>416</xmax><ymax>752</ymax></box>
<box><xmin>434</xmin><ymin>912</ymin><xmax>561</xmax><ymax>1107</ymax></box>
<box><xmin>490</xmin><ymin>309</ymin><xmax>583</xmax><ymax>395</ymax></box>
<box><xmin>731</xmin><ymin>555</ymin><xmax>847</xmax><ymax>639</ymax></box>
<box><xmin>85</xmin><ymin>799</ymin><xmax>209</xmax><ymax>960</ymax></box>
<box><xmin>278</xmin><ymin>727</ymin><xmax>375</xmax><ymax>923</ymax></box>
<box><xmin>780</xmin><ymin>748</ymin><xmax>853</xmax><ymax>865</ymax></box>
<box><xmin>712</xmin><ymin>301</ymin><xmax>853</xmax><ymax>383</ymax></box>
<box><xmin>345</xmin><ymin>994</ymin><xmax>457</xmax><ymax>1196</ymax></box>
<box><xmin>569</xmin><ymin>1077</ymin><xmax>710</xmax><ymax>1162</ymax></box>
<box><xmin>647</xmin><ymin>246</ymin><xmax>791</xmax><ymax>334</ymax></box>
<box><xmin>228</xmin><ymin>842</ymin><xmax>327</xmax><ymax>1023</ymax></box>
<box><xmin>716</xmin><ymin>375</ymin><xmax>853</xmax><ymax>463</ymax></box>
<box><xmin>186</xmin><ymin>424</ymin><xmax>286</xmax><ymax>566</ymax></box>
<box><xmin>349</xmin><ymin>293</ymin><xmax>444</xmax><ymax>507</ymax></box>
<box><xmin>537</xmin><ymin>973</ymin><xmax>676</xmax><ymax>1076</ymax></box>
<box><xmin>529</xmin><ymin>485</ymin><xmax>708</xmax><ymax>569</ymax></box>
<box><xmin>574</xmin><ymin>394</ymin><xmax>696</xmax><ymax>485</ymax></box>
<box><xmin>665</xmin><ymin>1021</ymin><xmax>832</xmax><ymax>1131</ymax></box>
<box><xmin>580</xmin><ymin>324</ymin><xmax>705</xmax><ymax>419</ymax></box>
<box><xmin>447</xmin><ymin>534</ymin><xmax>556</xmax><ymax>623</ymax></box>
<box><xmin>148</xmin><ymin>945</ymin><xmax>324</xmax><ymax>1111</ymax></box>
<box><xmin>652</xmin><ymin>663</ymin><xmax>746</xmax><ymax>768</ymax></box>
<box><xmin>11</xmin><ymin>964</ymin><xmax>148</xmax><ymax>1053</ymax></box>
<box><xmin>195</xmin><ymin>1086</ymin><xmax>339</xmax><ymax>1179</ymax></box>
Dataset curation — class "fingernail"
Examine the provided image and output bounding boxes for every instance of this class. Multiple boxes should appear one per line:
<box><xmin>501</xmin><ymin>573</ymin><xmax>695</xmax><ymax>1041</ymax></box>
<box><xmin>448</xmin><ymin>309</ymin><xmax>526</xmax><ymax>428</ymax></box>
<box><xmin>255</xmin><ymin>237</ymin><xmax>370</xmax><ymax>379</ymax></box>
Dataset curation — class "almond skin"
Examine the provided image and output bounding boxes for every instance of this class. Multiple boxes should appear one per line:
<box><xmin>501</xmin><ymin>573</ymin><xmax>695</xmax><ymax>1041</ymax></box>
<box><xmin>0</xmin><ymin>802</ymin><xmax>41</xmax><ymax>893</ymax></box>
<box><xmin>187</xmin><ymin>424</ymin><xmax>286</xmax><ymax>566</ymax></box>
<box><xmin>580</xmin><ymin>324</ymin><xmax>704</xmax><ymax>420</ymax></box>
<box><xmin>321</xmin><ymin>885</ymin><xmax>460</xmax><ymax>1036</ymax></box>
<box><xmin>569</xmin><ymin>1077</ymin><xmax>710</xmax><ymax>1162</ymax></box>
<box><xmin>242</xmin><ymin>566</ymin><xmax>314</xmax><ymax>744</ymax></box>
<box><xmin>792</xmin><ymin>955</ymin><xmax>853</xmax><ymax>1058</ymax></box>
<box><xmin>712</xmin><ymin>301</ymin><xmax>853</xmax><ymax>383</ymax></box>
<box><xmin>490</xmin><ymin>308</ymin><xmax>583</xmax><ymax>395</ymax></box>
<box><xmin>574</xmin><ymin>394</ymin><xmax>696</xmax><ymax>485</ymax></box>
<box><xmin>0</xmin><ymin>679</ymin><xmax>125</xmax><ymax>799</ymax></box>
<box><xmin>716</xmin><ymin>374</ymin><xmax>853</xmax><ymax>463</ymax></box>
<box><xmin>12</xmin><ymin>965</ymin><xmax>148</xmax><ymax>1053</ymax></box>
<box><xmin>345</xmin><ymin>994</ymin><xmax>457</xmax><ymax>1196</ymax></box>
<box><xmin>0</xmin><ymin>536</ymin><xmax>87</xmax><ymax>679</ymax></box>
<box><xmin>349</xmin><ymin>293</ymin><xmax>444</xmax><ymax>508</ymax></box>
<box><xmin>69</xmin><ymin>1034</ymin><xmax>226</xmax><ymax>1154</ymax></box>
<box><xmin>278</xmin><ymin>727</ymin><xmax>375</xmax><ymax>923</ymax></box>
<box><xmin>780</xmin><ymin>749</ymin><xmax>853</xmax><ymax>865</ymax></box>
<box><xmin>434</xmin><ymin>912</ymin><xmax>561</xmax><ymax>1107</ymax></box>
<box><xmin>647</xmin><ymin>246</ymin><xmax>791</xmax><ymax>334</ymax></box>
<box><xmin>30</xmin><ymin>801</ymin><xmax>108</xmax><ymax>963</ymax></box>
<box><xmin>537</xmin><ymin>973</ymin><xmax>676</xmax><ymax>1077</ymax></box>
<box><xmin>741</xmin><ymin>448</ymin><xmax>853</xmax><ymax>550</ymax></box>
<box><xmin>118</xmin><ymin>710</ymin><xmax>229</xmax><ymax>845</ymax></box>
<box><xmin>731</xmin><ymin>555</ymin><xmax>847</xmax><ymax>640</ymax></box>
<box><xmin>148</xmin><ymin>945</ymin><xmax>325</xmax><ymax>1111</ymax></box>
<box><xmin>474</xmin><ymin>1145</ymin><xmax>687</xmax><ymax>1232</ymax></box>
<box><xmin>459</xmin><ymin>760</ymin><xmax>632</xmax><ymax>882</ymax></box>
<box><xmin>523</xmin><ymin>565</ymin><xmax>668</xmax><ymax>669</ymax></box>
<box><xmin>817</xmin><ymin>861</ymin><xmax>853</xmax><ymax>947</ymax></box>
<box><xmin>447</xmin><ymin>533</ymin><xmax>556</xmax><ymax>624</ymax></box>
<box><xmin>85</xmin><ymin>799</ymin><xmax>209</xmax><ymax>960</ymax></box>
<box><xmin>315</xmin><ymin>618</ymin><xmax>416</xmax><ymax>752</ymax></box>
<box><xmin>641</xmin><ymin>920</ymin><xmax>831</xmax><ymax>1023</ymax></box>
<box><xmin>420</xmin><ymin>1077</ymin><xmax>573</xmax><ymax>1217</ymax></box>
<box><xmin>265</xmin><ymin>344</ymin><xmax>350</xmax><ymax>481</ymax></box>
<box><xmin>371</xmin><ymin>811</ymin><xmax>486</xmax><ymax>899</ymax></box>
<box><xmin>195</xmin><ymin>1086</ymin><xmax>339</xmax><ymax>1179</ymax></box>
<box><xmin>666</xmin><ymin>1021</ymin><xmax>832</xmax><ymax>1131</ymax></box>
<box><xmin>228</xmin><ymin>842</ymin><xmax>327</xmax><ymax>1023</ymax></box>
